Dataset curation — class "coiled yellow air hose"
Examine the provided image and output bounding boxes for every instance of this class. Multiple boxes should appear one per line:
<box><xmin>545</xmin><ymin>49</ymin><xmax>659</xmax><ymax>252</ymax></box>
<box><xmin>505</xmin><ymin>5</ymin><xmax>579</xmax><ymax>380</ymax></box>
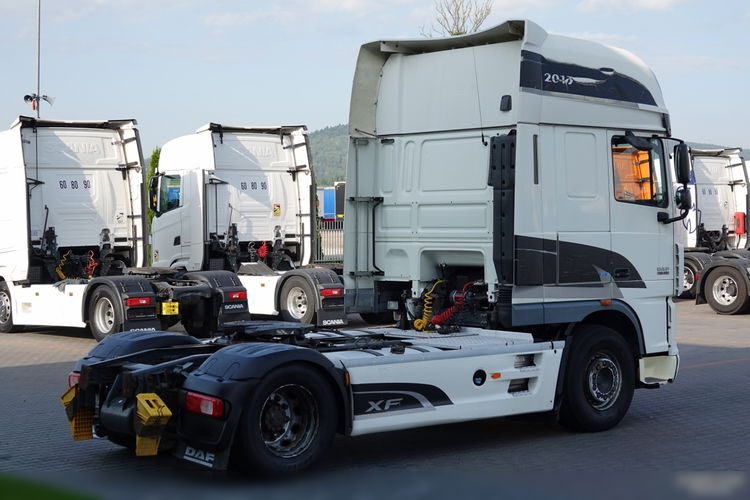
<box><xmin>55</xmin><ymin>250</ymin><xmax>71</xmax><ymax>280</ymax></box>
<box><xmin>413</xmin><ymin>280</ymin><xmax>443</xmax><ymax>331</ymax></box>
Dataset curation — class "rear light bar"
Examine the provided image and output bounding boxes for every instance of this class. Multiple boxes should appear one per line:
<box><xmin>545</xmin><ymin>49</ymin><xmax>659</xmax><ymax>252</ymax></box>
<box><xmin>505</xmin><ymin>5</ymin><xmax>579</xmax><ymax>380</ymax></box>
<box><xmin>226</xmin><ymin>291</ymin><xmax>247</xmax><ymax>301</ymax></box>
<box><xmin>67</xmin><ymin>371</ymin><xmax>80</xmax><ymax>388</ymax></box>
<box><xmin>125</xmin><ymin>297</ymin><xmax>152</xmax><ymax>307</ymax></box>
<box><xmin>320</xmin><ymin>288</ymin><xmax>342</xmax><ymax>297</ymax></box>
<box><xmin>185</xmin><ymin>391</ymin><xmax>225</xmax><ymax>418</ymax></box>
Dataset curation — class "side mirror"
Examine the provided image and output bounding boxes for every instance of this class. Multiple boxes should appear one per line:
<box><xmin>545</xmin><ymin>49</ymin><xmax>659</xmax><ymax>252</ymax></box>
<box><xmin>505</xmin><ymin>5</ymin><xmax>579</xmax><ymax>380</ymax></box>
<box><xmin>148</xmin><ymin>175</ymin><xmax>160</xmax><ymax>213</ymax></box>
<box><xmin>674</xmin><ymin>143</ymin><xmax>691</xmax><ymax>185</ymax></box>
<box><xmin>675</xmin><ymin>186</ymin><xmax>692</xmax><ymax>211</ymax></box>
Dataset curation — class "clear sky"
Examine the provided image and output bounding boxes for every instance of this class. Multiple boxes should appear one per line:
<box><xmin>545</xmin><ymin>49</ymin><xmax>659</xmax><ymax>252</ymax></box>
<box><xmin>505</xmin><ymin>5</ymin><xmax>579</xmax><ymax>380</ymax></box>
<box><xmin>0</xmin><ymin>0</ymin><xmax>747</xmax><ymax>154</ymax></box>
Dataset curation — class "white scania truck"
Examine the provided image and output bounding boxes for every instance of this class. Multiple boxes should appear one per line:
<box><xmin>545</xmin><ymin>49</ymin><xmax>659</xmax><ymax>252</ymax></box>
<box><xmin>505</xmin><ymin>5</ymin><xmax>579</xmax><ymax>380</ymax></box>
<box><xmin>674</xmin><ymin>148</ymin><xmax>750</xmax><ymax>313</ymax></box>
<box><xmin>677</xmin><ymin>148</ymin><xmax>748</xmax><ymax>295</ymax></box>
<box><xmin>148</xmin><ymin>124</ymin><xmax>346</xmax><ymax>331</ymax></box>
<box><xmin>0</xmin><ymin>117</ymin><xmax>251</xmax><ymax>340</ymax></box>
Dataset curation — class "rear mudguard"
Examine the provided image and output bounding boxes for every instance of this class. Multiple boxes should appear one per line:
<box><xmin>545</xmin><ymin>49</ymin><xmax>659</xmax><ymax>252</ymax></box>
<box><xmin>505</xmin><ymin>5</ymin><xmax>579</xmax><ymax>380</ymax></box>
<box><xmin>82</xmin><ymin>276</ymin><xmax>161</xmax><ymax>332</ymax></box>
<box><xmin>183</xmin><ymin>270</ymin><xmax>252</xmax><ymax>324</ymax></box>
<box><xmin>276</xmin><ymin>267</ymin><xmax>346</xmax><ymax>327</ymax></box>
<box><xmin>695</xmin><ymin>255</ymin><xmax>750</xmax><ymax>305</ymax></box>
<box><xmin>175</xmin><ymin>341</ymin><xmax>350</xmax><ymax>470</ymax></box>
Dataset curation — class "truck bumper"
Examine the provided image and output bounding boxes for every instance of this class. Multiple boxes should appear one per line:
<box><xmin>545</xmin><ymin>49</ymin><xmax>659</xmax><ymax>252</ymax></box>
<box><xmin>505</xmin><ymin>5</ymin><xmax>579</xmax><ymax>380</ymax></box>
<box><xmin>639</xmin><ymin>354</ymin><xmax>679</xmax><ymax>385</ymax></box>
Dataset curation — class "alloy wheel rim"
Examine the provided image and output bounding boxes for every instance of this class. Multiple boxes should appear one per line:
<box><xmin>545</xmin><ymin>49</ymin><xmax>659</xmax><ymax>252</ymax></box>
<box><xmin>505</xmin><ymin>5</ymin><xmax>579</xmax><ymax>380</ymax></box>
<box><xmin>0</xmin><ymin>291</ymin><xmax>10</xmax><ymax>324</ymax></box>
<box><xmin>259</xmin><ymin>384</ymin><xmax>319</xmax><ymax>458</ymax></box>
<box><xmin>286</xmin><ymin>286</ymin><xmax>308</xmax><ymax>319</ymax></box>
<box><xmin>712</xmin><ymin>275</ymin><xmax>738</xmax><ymax>306</ymax></box>
<box><xmin>94</xmin><ymin>297</ymin><xmax>115</xmax><ymax>334</ymax></box>
<box><xmin>585</xmin><ymin>352</ymin><xmax>622</xmax><ymax>411</ymax></box>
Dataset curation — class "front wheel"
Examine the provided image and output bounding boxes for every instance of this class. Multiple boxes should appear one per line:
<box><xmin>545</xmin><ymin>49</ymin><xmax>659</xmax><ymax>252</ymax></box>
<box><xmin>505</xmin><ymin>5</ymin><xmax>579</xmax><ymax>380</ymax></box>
<box><xmin>88</xmin><ymin>287</ymin><xmax>123</xmax><ymax>341</ymax></box>
<box><xmin>235</xmin><ymin>365</ymin><xmax>337</xmax><ymax>475</ymax></box>
<box><xmin>279</xmin><ymin>277</ymin><xmax>316</xmax><ymax>323</ymax></box>
<box><xmin>0</xmin><ymin>283</ymin><xmax>22</xmax><ymax>333</ymax></box>
<box><xmin>559</xmin><ymin>325</ymin><xmax>635</xmax><ymax>432</ymax></box>
<box><xmin>705</xmin><ymin>267</ymin><xmax>749</xmax><ymax>315</ymax></box>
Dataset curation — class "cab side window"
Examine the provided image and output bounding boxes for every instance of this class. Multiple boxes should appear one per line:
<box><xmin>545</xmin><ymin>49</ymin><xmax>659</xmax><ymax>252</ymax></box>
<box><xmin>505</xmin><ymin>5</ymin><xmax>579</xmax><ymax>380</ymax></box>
<box><xmin>159</xmin><ymin>175</ymin><xmax>181</xmax><ymax>212</ymax></box>
<box><xmin>612</xmin><ymin>137</ymin><xmax>667</xmax><ymax>207</ymax></box>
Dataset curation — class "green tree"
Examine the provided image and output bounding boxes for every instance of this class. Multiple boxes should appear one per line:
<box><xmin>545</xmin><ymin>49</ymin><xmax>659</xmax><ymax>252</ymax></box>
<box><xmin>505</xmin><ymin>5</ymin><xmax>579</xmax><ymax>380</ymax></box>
<box><xmin>144</xmin><ymin>147</ymin><xmax>160</xmax><ymax>265</ymax></box>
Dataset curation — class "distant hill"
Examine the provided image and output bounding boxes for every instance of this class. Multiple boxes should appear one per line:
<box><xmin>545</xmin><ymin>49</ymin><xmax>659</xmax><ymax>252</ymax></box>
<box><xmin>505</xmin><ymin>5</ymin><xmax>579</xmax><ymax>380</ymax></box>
<box><xmin>309</xmin><ymin>124</ymin><xmax>348</xmax><ymax>187</ymax></box>
<box><xmin>307</xmin><ymin>127</ymin><xmax>749</xmax><ymax>186</ymax></box>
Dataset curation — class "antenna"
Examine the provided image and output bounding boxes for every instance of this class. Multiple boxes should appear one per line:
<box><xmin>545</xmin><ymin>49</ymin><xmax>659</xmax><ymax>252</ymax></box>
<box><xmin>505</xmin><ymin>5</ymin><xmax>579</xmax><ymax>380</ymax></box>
<box><xmin>23</xmin><ymin>0</ymin><xmax>54</xmax><ymax>117</ymax></box>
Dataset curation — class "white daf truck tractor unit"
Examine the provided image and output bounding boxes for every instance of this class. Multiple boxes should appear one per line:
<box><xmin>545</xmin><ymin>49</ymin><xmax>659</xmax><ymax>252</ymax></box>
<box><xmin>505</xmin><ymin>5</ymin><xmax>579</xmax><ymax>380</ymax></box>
<box><xmin>148</xmin><ymin>124</ymin><xmax>345</xmax><ymax>330</ymax></box>
<box><xmin>0</xmin><ymin>117</ymin><xmax>251</xmax><ymax>340</ymax></box>
<box><xmin>61</xmin><ymin>21</ymin><xmax>691</xmax><ymax>475</ymax></box>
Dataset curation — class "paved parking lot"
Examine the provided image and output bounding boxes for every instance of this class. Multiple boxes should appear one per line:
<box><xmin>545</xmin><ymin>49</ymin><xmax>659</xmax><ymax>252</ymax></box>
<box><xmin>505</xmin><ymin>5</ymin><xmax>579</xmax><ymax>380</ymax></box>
<box><xmin>1</xmin><ymin>301</ymin><xmax>748</xmax><ymax>498</ymax></box>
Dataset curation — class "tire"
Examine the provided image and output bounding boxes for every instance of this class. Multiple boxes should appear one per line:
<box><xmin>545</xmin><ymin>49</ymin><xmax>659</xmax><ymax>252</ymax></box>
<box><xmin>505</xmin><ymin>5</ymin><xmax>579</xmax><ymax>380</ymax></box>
<box><xmin>705</xmin><ymin>267</ymin><xmax>750</xmax><ymax>315</ymax></box>
<box><xmin>235</xmin><ymin>365</ymin><xmax>337</xmax><ymax>475</ymax></box>
<box><xmin>88</xmin><ymin>287</ymin><xmax>123</xmax><ymax>341</ymax></box>
<box><xmin>359</xmin><ymin>311</ymin><xmax>395</xmax><ymax>325</ymax></box>
<box><xmin>679</xmin><ymin>259</ymin><xmax>700</xmax><ymax>299</ymax></box>
<box><xmin>0</xmin><ymin>282</ymin><xmax>22</xmax><ymax>333</ymax></box>
<box><xmin>559</xmin><ymin>325</ymin><xmax>635</xmax><ymax>432</ymax></box>
<box><xmin>279</xmin><ymin>277</ymin><xmax>316</xmax><ymax>323</ymax></box>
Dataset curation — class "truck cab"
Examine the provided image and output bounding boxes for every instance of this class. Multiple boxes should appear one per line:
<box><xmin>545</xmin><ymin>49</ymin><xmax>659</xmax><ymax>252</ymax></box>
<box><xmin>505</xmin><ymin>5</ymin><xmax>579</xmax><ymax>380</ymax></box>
<box><xmin>344</xmin><ymin>19</ymin><xmax>689</xmax><ymax>383</ymax></box>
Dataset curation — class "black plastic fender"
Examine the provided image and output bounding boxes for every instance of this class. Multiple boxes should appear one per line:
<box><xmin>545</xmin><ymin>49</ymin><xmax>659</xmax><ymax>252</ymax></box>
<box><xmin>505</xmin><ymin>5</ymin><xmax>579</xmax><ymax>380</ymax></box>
<box><xmin>275</xmin><ymin>267</ymin><xmax>346</xmax><ymax>327</ymax></box>
<box><xmin>695</xmin><ymin>255</ymin><xmax>750</xmax><ymax>305</ymax></box>
<box><xmin>176</xmin><ymin>342</ymin><xmax>350</xmax><ymax>470</ymax></box>
<box><xmin>82</xmin><ymin>276</ymin><xmax>161</xmax><ymax>332</ymax></box>
<box><xmin>182</xmin><ymin>270</ymin><xmax>252</xmax><ymax>324</ymax></box>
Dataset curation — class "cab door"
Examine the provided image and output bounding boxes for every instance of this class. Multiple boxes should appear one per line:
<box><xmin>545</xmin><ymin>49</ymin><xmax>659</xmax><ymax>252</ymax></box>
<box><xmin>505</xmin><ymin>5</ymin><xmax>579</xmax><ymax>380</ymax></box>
<box><xmin>608</xmin><ymin>133</ymin><xmax>674</xmax><ymax>350</ymax></box>
<box><xmin>151</xmin><ymin>173</ymin><xmax>185</xmax><ymax>267</ymax></box>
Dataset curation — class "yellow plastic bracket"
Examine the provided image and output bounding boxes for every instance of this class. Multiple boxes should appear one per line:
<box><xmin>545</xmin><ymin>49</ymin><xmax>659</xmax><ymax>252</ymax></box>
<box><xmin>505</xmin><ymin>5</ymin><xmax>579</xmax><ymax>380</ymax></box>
<box><xmin>60</xmin><ymin>385</ymin><xmax>93</xmax><ymax>441</ymax></box>
<box><xmin>160</xmin><ymin>301</ymin><xmax>179</xmax><ymax>315</ymax></box>
<box><xmin>134</xmin><ymin>393</ymin><xmax>172</xmax><ymax>457</ymax></box>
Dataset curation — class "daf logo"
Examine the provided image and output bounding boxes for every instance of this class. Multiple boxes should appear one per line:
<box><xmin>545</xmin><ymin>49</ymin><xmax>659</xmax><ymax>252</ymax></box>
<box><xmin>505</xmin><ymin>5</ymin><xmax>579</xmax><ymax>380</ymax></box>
<box><xmin>366</xmin><ymin>398</ymin><xmax>403</xmax><ymax>413</ymax></box>
<box><xmin>183</xmin><ymin>446</ymin><xmax>215</xmax><ymax>466</ymax></box>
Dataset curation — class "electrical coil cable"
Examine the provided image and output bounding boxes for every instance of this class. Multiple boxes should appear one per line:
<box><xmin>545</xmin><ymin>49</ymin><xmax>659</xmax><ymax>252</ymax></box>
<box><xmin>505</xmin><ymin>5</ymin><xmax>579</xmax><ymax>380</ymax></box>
<box><xmin>413</xmin><ymin>280</ymin><xmax>443</xmax><ymax>331</ymax></box>
<box><xmin>85</xmin><ymin>250</ymin><xmax>98</xmax><ymax>278</ymax></box>
<box><xmin>431</xmin><ymin>281</ymin><xmax>475</xmax><ymax>326</ymax></box>
<box><xmin>55</xmin><ymin>250</ymin><xmax>71</xmax><ymax>280</ymax></box>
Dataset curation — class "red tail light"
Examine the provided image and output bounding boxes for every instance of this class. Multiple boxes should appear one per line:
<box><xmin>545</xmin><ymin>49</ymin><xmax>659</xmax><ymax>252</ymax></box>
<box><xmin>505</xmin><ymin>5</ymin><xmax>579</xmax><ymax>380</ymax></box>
<box><xmin>227</xmin><ymin>291</ymin><xmax>247</xmax><ymax>301</ymax></box>
<box><xmin>185</xmin><ymin>391</ymin><xmax>224</xmax><ymax>418</ymax></box>
<box><xmin>125</xmin><ymin>297</ymin><xmax>152</xmax><ymax>307</ymax></box>
<box><xmin>67</xmin><ymin>371</ymin><xmax>80</xmax><ymax>388</ymax></box>
<box><xmin>320</xmin><ymin>288</ymin><xmax>342</xmax><ymax>297</ymax></box>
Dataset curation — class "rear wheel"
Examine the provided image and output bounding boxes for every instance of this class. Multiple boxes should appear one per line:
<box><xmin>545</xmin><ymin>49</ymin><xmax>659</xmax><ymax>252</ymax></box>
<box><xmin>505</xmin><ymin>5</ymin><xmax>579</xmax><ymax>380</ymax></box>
<box><xmin>680</xmin><ymin>259</ymin><xmax>700</xmax><ymax>299</ymax></box>
<box><xmin>705</xmin><ymin>267</ymin><xmax>749</xmax><ymax>314</ymax></box>
<box><xmin>236</xmin><ymin>365</ymin><xmax>336</xmax><ymax>475</ymax></box>
<box><xmin>0</xmin><ymin>282</ymin><xmax>22</xmax><ymax>333</ymax></box>
<box><xmin>88</xmin><ymin>287</ymin><xmax>122</xmax><ymax>341</ymax></box>
<box><xmin>559</xmin><ymin>325</ymin><xmax>635</xmax><ymax>432</ymax></box>
<box><xmin>279</xmin><ymin>277</ymin><xmax>316</xmax><ymax>323</ymax></box>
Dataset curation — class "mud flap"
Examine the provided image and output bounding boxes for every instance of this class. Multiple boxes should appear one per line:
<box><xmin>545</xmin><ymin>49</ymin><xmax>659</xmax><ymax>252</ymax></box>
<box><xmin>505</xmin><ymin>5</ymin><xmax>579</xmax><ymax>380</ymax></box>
<box><xmin>316</xmin><ymin>306</ymin><xmax>347</xmax><ymax>327</ymax></box>
<box><xmin>174</xmin><ymin>441</ymin><xmax>232</xmax><ymax>470</ymax></box>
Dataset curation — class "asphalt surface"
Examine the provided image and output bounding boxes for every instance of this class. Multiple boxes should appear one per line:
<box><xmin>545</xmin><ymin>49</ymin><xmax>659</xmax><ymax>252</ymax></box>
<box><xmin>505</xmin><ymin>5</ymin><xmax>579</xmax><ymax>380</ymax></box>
<box><xmin>1</xmin><ymin>302</ymin><xmax>748</xmax><ymax>499</ymax></box>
